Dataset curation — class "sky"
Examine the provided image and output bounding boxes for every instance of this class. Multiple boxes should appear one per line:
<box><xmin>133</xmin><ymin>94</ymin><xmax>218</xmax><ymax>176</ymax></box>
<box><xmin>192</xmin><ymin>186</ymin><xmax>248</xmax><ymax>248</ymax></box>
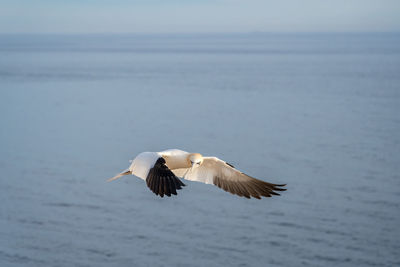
<box><xmin>1</xmin><ymin>0</ymin><xmax>400</xmax><ymax>33</ymax></box>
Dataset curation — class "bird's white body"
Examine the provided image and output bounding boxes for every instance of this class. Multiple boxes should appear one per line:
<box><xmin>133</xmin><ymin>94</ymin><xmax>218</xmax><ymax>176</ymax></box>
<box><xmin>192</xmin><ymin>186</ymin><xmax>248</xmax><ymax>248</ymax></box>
<box><xmin>129</xmin><ymin>149</ymin><xmax>189</xmax><ymax>179</ymax></box>
<box><xmin>128</xmin><ymin>152</ymin><xmax>159</xmax><ymax>180</ymax></box>
<box><xmin>108</xmin><ymin>148</ymin><xmax>286</xmax><ymax>199</ymax></box>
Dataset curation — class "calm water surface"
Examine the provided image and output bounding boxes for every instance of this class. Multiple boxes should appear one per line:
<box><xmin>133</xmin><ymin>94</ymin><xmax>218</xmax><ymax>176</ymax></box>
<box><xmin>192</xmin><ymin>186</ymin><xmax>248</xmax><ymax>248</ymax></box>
<box><xmin>0</xmin><ymin>33</ymin><xmax>399</xmax><ymax>266</ymax></box>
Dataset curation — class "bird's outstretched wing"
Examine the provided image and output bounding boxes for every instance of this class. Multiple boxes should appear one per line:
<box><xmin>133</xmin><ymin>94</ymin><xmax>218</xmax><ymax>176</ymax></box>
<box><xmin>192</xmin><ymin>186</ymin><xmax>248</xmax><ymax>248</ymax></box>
<box><xmin>146</xmin><ymin>157</ymin><xmax>185</xmax><ymax>197</ymax></box>
<box><xmin>174</xmin><ymin>157</ymin><xmax>286</xmax><ymax>199</ymax></box>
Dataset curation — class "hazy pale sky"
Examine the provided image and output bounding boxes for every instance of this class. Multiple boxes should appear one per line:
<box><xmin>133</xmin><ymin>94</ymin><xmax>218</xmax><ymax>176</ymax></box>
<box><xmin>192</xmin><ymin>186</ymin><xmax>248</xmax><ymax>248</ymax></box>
<box><xmin>1</xmin><ymin>0</ymin><xmax>400</xmax><ymax>33</ymax></box>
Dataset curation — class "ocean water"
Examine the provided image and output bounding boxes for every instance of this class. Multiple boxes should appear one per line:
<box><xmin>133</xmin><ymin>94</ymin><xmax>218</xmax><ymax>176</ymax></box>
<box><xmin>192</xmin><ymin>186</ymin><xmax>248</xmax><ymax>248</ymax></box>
<box><xmin>0</xmin><ymin>33</ymin><xmax>399</xmax><ymax>267</ymax></box>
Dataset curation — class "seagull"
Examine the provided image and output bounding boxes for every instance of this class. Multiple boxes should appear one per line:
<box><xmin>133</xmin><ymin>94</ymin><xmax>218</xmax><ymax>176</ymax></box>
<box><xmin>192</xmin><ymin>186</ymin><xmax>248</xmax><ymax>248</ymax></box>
<box><xmin>108</xmin><ymin>149</ymin><xmax>286</xmax><ymax>199</ymax></box>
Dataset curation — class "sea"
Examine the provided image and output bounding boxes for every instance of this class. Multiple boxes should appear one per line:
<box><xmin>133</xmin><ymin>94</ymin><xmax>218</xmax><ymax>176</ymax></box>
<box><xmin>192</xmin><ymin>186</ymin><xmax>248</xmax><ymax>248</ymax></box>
<box><xmin>0</xmin><ymin>33</ymin><xmax>399</xmax><ymax>266</ymax></box>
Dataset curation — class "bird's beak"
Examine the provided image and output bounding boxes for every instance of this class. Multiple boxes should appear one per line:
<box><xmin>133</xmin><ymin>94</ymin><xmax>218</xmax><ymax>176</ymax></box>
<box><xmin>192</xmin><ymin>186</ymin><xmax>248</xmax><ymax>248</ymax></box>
<box><xmin>183</xmin><ymin>164</ymin><xmax>195</xmax><ymax>179</ymax></box>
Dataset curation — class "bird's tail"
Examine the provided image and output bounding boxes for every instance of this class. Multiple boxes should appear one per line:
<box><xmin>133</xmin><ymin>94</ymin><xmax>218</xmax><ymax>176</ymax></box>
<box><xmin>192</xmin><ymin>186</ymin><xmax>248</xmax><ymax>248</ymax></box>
<box><xmin>107</xmin><ymin>169</ymin><xmax>131</xmax><ymax>182</ymax></box>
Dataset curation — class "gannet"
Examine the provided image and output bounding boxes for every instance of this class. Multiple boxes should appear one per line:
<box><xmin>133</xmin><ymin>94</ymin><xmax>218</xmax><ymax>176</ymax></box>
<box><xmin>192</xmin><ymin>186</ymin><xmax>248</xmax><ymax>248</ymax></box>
<box><xmin>108</xmin><ymin>149</ymin><xmax>286</xmax><ymax>199</ymax></box>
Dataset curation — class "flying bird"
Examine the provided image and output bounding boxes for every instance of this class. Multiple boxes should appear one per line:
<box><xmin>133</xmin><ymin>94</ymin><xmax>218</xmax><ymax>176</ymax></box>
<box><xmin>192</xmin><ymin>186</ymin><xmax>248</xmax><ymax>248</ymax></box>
<box><xmin>108</xmin><ymin>149</ymin><xmax>286</xmax><ymax>199</ymax></box>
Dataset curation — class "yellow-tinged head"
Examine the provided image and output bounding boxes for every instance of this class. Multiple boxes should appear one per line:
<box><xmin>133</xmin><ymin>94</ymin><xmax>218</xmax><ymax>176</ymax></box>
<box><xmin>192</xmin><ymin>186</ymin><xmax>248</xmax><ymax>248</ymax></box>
<box><xmin>188</xmin><ymin>153</ymin><xmax>203</xmax><ymax>166</ymax></box>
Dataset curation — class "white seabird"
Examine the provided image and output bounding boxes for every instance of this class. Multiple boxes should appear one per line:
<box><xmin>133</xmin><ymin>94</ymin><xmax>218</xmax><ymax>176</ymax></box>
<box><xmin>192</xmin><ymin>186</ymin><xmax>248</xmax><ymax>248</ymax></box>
<box><xmin>108</xmin><ymin>149</ymin><xmax>286</xmax><ymax>199</ymax></box>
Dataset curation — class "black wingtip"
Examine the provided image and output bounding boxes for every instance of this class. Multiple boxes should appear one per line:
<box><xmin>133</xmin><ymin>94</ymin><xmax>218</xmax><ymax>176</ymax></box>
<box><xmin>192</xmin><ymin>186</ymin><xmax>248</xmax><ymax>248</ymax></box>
<box><xmin>272</xmin><ymin>184</ymin><xmax>287</xmax><ymax>192</ymax></box>
<box><xmin>146</xmin><ymin>157</ymin><xmax>187</xmax><ymax>198</ymax></box>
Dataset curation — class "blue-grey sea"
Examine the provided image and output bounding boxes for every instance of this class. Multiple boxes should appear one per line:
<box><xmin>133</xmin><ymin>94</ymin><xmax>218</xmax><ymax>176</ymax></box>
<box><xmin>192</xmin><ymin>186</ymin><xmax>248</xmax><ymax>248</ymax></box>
<box><xmin>0</xmin><ymin>33</ymin><xmax>399</xmax><ymax>267</ymax></box>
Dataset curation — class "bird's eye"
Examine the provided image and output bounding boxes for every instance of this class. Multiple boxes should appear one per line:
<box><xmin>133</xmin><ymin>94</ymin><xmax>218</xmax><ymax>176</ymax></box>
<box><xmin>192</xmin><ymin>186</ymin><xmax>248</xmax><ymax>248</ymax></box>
<box><xmin>197</xmin><ymin>162</ymin><xmax>201</xmax><ymax>165</ymax></box>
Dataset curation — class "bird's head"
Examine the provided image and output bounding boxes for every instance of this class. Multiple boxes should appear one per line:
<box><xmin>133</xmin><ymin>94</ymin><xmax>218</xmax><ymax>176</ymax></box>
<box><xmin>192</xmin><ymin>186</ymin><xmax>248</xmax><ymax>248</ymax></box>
<box><xmin>188</xmin><ymin>153</ymin><xmax>203</xmax><ymax>168</ymax></box>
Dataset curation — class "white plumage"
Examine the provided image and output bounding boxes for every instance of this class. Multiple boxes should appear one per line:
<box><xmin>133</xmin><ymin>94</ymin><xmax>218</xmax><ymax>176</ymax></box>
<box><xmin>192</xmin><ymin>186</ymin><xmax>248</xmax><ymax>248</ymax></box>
<box><xmin>108</xmin><ymin>149</ymin><xmax>286</xmax><ymax>199</ymax></box>
<box><xmin>128</xmin><ymin>152</ymin><xmax>161</xmax><ymax>179</ymax></box>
